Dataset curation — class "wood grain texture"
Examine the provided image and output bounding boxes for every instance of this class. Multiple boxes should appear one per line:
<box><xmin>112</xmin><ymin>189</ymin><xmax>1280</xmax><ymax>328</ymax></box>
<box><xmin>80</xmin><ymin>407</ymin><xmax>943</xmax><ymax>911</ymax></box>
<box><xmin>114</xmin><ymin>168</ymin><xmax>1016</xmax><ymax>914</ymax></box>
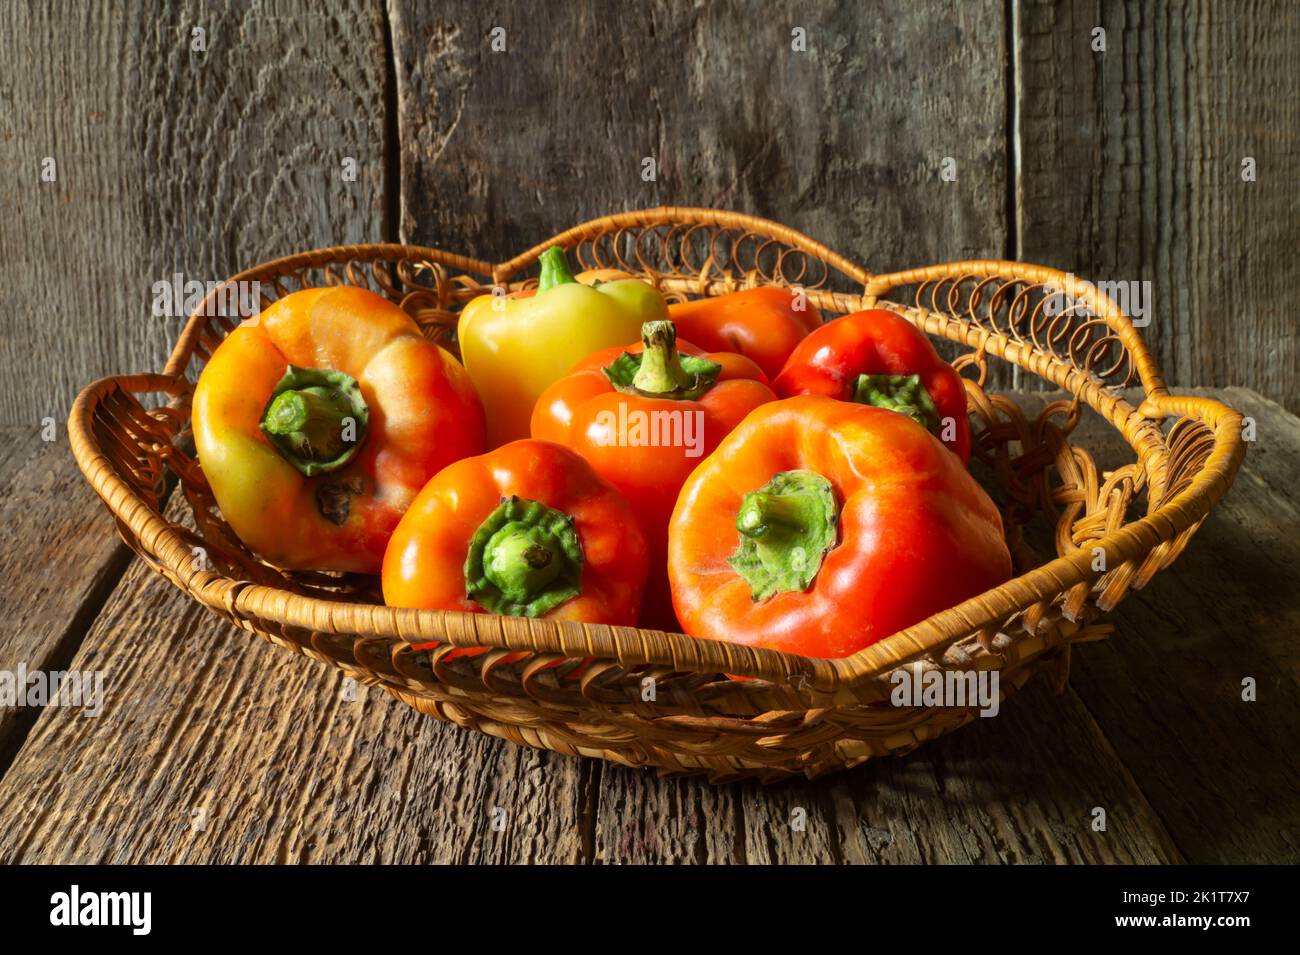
<box><xmin>1060</xmin><ymin>387</ymin><xmax>1300</xmax><ymax>863</ymax></box>
<box><xmin>746</xmin><ymin>677</ymin><xmax>1184</xmax><ymax>864</ymax></box>
<box><xmin>389</xmin><ymin>0</ymin><xmax>1009</xmax><ymax>274</ymax></box>
<box><xmin>595</xmin><ymin>680</ymin><xmax>1182</xmax><ymax>864</ymax></box>
<box><xmin>1015</xmin><ymin>1</ymin><xmax>1300</xmax><ymax>409</ymax></box>
<box><xmin>591</xmin><ymin>769</ymin><xmax>746</xmax><ymax>864</ymax></box>
<box><xmin>0</xmin><ymin>428</ymin><xmax>131</xmax><ymax>764</ymax></box>
<box><xmin>0</xmin><ymin>502</ymin><xmax>587</xmax><ymax>864</ymax></box>
<box><xmin>4</xmin><ymin>0</ymin><xmax>1300</xmax><ymax>421</ymax></box>
<box><xmin>2</xmin><ymin>0</ymin><xmax>1296</xmax><ymax>864</ymax></box>
<box><xmin>0</xmin><ymin>0</ymin><xmax>388</xmax><ymax>426</ymax></box>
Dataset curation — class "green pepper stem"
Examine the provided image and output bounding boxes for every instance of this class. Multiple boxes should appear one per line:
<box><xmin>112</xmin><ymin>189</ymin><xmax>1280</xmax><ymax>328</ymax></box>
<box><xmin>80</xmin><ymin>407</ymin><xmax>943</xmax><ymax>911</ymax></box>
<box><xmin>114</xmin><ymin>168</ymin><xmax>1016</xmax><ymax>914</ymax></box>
<box><xmin>852</xmin><ymin>373</ymin><xmax>941</xmax><ymax>434</ymax></box>
<box><xmin>736</xmin><ymin>492</ymin><xmax>811</xmax><ymax>539</ymax></box>
<box><xmin>464</xmin><ymin>497</ymin><xmax>585</xmax><ymax>617</ymax></box>
<box><xmin>263</xmin><ymin>387</ymin><xmax>349</xmax><ymax>447</ymax></box>
<box><xmin>728</xmin><ymin>470</ymin><xmax>839</xmax><ymax>600</ymax></box>
<box><xmin>259</xmin><ymin>366</ymin><xmax>369</xmax><ymax>477</ymax></box>
<box><xmin>631</xmin><ymin>321</ymin><xmax>691</xmax><ymax>394</ymax></box>
<box><xmin>483</xmin><ymin>527</ymin><xmax>562</xmax><ymax>601</ymax></box>
<box><xmin>602</xmin><ymin>321</ymin><xmax>723</xmax><ymax>401</ymax></box>
<box><xmin>537</xmin><ymin>246</ymin><xmax>577</xmax><ymax>293</ymax></box>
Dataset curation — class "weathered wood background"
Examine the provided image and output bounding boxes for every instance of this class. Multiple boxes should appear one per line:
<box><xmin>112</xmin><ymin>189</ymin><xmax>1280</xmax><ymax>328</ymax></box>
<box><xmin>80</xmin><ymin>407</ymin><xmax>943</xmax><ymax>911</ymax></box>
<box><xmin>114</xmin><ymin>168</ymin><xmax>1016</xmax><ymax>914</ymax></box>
<box><xmin>0</xmin><ymin>0</ymin><xmax>1296</xmax><ymax>427</ymax></box>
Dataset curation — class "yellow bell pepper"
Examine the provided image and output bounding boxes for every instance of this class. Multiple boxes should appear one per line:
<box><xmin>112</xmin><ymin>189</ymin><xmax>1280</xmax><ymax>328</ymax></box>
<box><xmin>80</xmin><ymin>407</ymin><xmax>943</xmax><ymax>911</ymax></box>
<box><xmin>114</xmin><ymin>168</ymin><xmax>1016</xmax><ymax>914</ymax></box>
<box><xmin>458</xmin><ymin>247</ymin><xmax>667</xmax><ymax>446</ymax></box>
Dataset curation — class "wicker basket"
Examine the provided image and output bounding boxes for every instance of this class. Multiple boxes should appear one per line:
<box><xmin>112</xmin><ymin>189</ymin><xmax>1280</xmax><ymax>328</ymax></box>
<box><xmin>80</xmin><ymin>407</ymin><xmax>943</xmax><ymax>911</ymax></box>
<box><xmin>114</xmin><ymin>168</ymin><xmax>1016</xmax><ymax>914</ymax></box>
<box><xmin>69</xmin><ymin>208</ymin><xmax>1244</xmax><ymax>782</ymax></box>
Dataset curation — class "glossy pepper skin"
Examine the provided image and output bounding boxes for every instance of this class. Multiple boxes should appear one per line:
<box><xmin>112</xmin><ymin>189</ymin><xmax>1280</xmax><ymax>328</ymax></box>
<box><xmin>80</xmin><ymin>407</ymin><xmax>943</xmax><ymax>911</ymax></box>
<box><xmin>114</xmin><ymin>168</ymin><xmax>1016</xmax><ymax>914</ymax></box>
<box><xmin>773</xmin><ymin>309</ymin><xmax>971</xmax><ymax>463</ymax></box>
<box><xmin>192</xmin><ymin>286</ymin><xmax>486</xmax><ymax>574</ymax></box>
<box><xmin>458</xmin><ymin>247</ymin><xmax>668</xmax><ymax>448</ymax></box>
<box><xmin>532</xmin><ymin>320</ymin><xmax>776</xmax><ymax>630</ymax></box>
<box><xmin>668</xmin><ymin>397</ymin><xmax>1011</xmax><ymax>658</ymax></box>
<box><xmin>668</xmin><ymin>286</ymin><xmax>822</xmax><ymax>380</ymax></box>
<box><xmin>382</xmin><ymin>440</ymin><xmax>648</xmax><ymax>625</ymax></box>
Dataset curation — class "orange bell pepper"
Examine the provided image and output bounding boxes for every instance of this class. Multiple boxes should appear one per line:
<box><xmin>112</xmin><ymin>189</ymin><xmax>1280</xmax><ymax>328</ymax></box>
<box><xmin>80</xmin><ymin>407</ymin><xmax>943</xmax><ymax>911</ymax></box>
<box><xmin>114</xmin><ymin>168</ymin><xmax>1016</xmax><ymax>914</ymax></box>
<box><xmin>532</xmin><ymin>321</ymin><xmax>775</xmax><ymax>630</ymax></box>
<box><xmin>192</xmin><ymin>286</ymin><xmax>485</xmax><ymax>573</ymax></box>
<box><xmin>382</xmin><ymin>440</ymin><xmax>648</xmax><ymax>625</ymax></box>
<box><xmin>667</xmin><ymin>286</ymin><xmax>822</xmax><ymax>380</ymax></box>
<box><xmin>668</xmin><ymin>396</ymin><xmax>1011</xmax><ymax>658</ymax></box>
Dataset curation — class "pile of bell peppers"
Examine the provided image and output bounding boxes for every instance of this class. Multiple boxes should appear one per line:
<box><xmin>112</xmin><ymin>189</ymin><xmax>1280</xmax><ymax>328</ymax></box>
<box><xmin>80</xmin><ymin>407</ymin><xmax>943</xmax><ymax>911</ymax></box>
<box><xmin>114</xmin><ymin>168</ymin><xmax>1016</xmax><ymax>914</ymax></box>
<box><xmin>193</xmin><ymin>247</ymin><xmax>1010</xmax><ymax>658</ymax></box>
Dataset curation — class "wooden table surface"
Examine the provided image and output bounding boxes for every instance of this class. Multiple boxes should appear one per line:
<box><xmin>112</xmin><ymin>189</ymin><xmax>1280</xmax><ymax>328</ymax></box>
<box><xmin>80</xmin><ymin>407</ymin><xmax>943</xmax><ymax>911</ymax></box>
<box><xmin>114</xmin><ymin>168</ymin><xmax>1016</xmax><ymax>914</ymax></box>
<box><xmin>0</xmin><ymin>387</ymin><xmax>1296</xmax><ymax>865</ymax></box>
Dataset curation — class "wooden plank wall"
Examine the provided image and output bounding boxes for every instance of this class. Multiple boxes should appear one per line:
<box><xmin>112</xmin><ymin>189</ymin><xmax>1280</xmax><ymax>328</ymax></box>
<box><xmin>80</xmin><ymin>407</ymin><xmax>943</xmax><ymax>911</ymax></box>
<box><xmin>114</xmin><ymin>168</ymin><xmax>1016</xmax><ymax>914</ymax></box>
<box><xmin>1015</xmin><ymin>0</ymin><xmax>1300</xmax><ymax>401</ymax></box>
<box><xmin>0</xmin><ymin>0</ymin><xmax>388</xmax><ymax>427</ymax></box>
<box><xmin>1</xmin><ymin>0</ymin><xmax>1296</xmax><ymax>424</ymax></box>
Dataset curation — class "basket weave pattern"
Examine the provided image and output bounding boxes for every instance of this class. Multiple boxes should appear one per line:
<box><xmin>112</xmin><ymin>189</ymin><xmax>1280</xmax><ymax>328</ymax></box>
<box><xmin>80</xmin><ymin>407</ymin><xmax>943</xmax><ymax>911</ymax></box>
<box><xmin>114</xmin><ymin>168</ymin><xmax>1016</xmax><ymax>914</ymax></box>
<box><xmin>69</xmin><ymin>208</ymin><xmax>1245</xmax><ymax>781</ymax></box>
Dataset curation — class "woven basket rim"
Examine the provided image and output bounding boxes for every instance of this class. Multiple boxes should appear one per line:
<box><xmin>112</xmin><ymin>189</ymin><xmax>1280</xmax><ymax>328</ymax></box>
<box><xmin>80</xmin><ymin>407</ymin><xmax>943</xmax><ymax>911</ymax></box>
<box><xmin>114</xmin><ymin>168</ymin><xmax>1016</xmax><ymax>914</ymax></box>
<box><xmin>68</xmin><ymin>210</ymin><xmax>1247</xmax><ymax>691</ymax></box>
<box><xmin>67</xmin><ymin>374</ymin><xmax>1246</xmax><ymax>688</ymax></box>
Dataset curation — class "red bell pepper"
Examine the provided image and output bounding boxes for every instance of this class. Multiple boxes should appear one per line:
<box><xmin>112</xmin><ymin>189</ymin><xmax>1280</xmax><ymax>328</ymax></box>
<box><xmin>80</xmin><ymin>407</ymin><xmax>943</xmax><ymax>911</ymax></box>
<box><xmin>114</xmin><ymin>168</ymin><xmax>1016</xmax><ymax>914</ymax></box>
<box><xmin>773</xmin><ymin>308</ymin><xmax>971</xmax><ymax>462</ymax></box>
<box><xmin>668</xmin><ymin>396</ymin><xmax>1011</xmax><ymax>658</ymax></box>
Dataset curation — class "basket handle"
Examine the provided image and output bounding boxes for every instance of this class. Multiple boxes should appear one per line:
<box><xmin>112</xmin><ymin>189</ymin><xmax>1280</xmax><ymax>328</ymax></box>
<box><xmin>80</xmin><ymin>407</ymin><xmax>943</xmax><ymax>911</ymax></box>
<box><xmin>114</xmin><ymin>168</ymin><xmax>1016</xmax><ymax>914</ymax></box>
<box><xmin>164</xmin><ymin>244</ymin><xmax>495</xmax><ymax>381</ymax></box>
<box><xmin>492</xmin><ymin>206</ymin><xmax>873</xmax><ymax>292</ymax></box>
<box><xmin>863</xmin><ymin>260</ymin><xmax>1169</xmax><ymax>403</ymax></box>
<box><xmin>831</xmin><ymin>389</ymin><xmax>1246</xmax><ymax>690</ymax></box>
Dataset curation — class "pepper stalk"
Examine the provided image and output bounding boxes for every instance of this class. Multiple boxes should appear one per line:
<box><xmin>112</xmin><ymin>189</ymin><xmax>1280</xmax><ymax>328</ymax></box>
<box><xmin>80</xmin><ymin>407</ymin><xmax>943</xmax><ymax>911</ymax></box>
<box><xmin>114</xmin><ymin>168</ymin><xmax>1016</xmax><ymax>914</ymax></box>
<box><xmin>464</xmin><ymin>496</ymin><xmax>585</xmax><ymax>617</ymax></box>
<box><xmin>260</xmin><ymin>365</ymin><xmax>370</xmax><ymax>477</ymax></box>
<box><xmin>729</xmin><ymin>470</ymin><xmax>840</xmax><ymax>600</ymax></box>
<box><xmin>603</xmin><ymin>320</ymin><xmax>722</xmax><ymax>401</ymax></box>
